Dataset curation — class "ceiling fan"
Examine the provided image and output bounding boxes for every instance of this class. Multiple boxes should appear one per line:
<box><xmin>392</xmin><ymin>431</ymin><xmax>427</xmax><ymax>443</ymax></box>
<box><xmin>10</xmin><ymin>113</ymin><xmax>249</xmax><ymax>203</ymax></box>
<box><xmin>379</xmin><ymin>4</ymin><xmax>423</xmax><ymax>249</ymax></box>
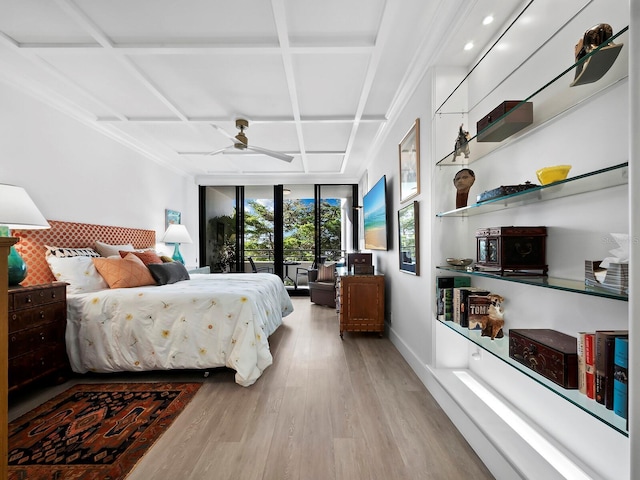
<box><xmin>208</xmin><ymin>119</ymin><xmax>294</xmax><ymax>163</ymax></box>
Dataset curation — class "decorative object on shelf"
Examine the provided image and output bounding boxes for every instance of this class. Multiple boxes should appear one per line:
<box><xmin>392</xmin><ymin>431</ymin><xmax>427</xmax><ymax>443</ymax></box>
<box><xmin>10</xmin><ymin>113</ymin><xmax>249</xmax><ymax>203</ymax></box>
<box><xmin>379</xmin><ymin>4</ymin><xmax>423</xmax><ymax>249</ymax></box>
<box><xmin>509</xmin><ymin>329</ymin><xmax>579</xmax><ymax>389</ymax></box>
<box><xmin>453</xmin><ymin>124</ymin><xmax>470</xmax><ymax>160</ymax></box>
<box><xmin>480</xmin><ymin>293</ymin><xmax>505</xmax><ymax>340</ymax></box>
<box><xmin>476</xmin><ymin>100</ymin><xmax>533</xmax><ymax>142</ymax></box>
<box><xmin>399</xmin><ymin>118</ymin><xmax>420</xmax><ymax>202</ymax></box>
<box><xmin>476</xmin><ymin>181</ymin><xmax>538</xmax><ymax>203</ymax></box>
<box><xmin>0</xmin><ymin>184</ymin><xmax>50</xmax><ymax>285</ymax></box>
<box><xmin>585</xmin><ymin>232</ymin><xmax>629</xmax><ymax>294</ymax></box>
<box><xmin>161</xmin><ymin>224</ymin><xmax>193</xmax><ymax>264</ymax></box>
<box><xmin>347</xmin><ymin>252</ymin><xmax>373</xmax><ymax>275</ymax></box>
<box><xmin>571</xmin><ymin>23</ymin><xmax>623</xmax><ymax>87</ymax></box>
<box><xmin>536</xmin><ymin>165</ymin><xmax>572</xmax><ymax>185</ymax></box>
<box><xmin>453</xmin><ymin>168</ymin><xmax>475</xmax><ymax>208</ymax></box>
<box><xmin>585</xmin><ymin>261</ymin><xmax>629</xmax><ymax>295</ymax></box>
<box><xmin>445</xmin><ymin>257</ymin><xmax>473</xmax><ymax>268</ymax></box>
<box><xmin>398</xmin><ymin>201</ymin><xmax>419</xmax><ymax>275</ymax></box>
<box><xmin>475</xmin><ymin>226</ymin><xmax>548</xmax><ymax>276</ymax></box>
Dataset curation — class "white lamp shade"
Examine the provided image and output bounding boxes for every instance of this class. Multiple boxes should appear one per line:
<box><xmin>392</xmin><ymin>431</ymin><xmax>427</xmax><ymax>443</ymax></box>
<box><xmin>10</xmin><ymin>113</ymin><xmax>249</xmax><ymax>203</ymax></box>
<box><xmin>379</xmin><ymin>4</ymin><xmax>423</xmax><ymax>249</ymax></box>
<box><xmin>161</xmin><ymin>224</ymin><xmax>193</xmax><ymax>244</ymax></box>
<box><xmin>0</xmin><ymin>184</ymin><xmax>50</xmax><ymax>229</ymax></box>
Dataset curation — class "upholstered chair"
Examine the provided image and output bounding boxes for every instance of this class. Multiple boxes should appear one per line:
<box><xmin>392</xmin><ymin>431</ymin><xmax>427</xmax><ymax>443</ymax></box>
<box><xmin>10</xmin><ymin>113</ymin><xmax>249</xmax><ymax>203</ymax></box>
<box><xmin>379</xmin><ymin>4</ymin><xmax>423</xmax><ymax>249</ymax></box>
<box><xmin>308</xmin><ymin>264</ymin><xmax>337</xmax><ymax>308</ymax></box>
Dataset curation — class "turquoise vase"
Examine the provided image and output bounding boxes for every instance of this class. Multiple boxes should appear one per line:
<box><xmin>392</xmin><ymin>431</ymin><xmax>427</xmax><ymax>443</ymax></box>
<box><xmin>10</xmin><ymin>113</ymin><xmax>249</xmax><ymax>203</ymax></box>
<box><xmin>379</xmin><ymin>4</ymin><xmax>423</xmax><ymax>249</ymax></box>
<box><xmin>8</xmin><ymin>245</ymin><xmax>27</xmax><ymax>286</ymax></box>
<box><xmin>172</xmin><ymin>243</ymin><xmax>184</xmax><ymax>264</ymax></box>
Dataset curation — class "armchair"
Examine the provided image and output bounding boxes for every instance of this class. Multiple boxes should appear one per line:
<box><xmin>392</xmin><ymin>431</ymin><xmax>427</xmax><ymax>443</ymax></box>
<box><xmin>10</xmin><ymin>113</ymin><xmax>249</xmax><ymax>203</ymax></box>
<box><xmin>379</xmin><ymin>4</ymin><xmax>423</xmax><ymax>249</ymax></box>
<box><xmin>295</xmin><ymin>256</ymin><xmax>326</xmax><ymax>288</ymax></box>
<box><xmin>308</xmin><ymin>264</ymin><xmax>337</xmax><ymax>308</ymax></box>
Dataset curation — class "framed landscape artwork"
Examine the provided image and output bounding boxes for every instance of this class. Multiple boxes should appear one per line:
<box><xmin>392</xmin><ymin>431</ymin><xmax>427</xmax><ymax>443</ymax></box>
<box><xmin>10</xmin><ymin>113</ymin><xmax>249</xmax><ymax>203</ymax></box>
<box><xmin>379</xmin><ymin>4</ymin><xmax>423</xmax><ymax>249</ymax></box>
<box><xmin>399</xmin><ymin>118</ymin><xmax>420</xmax><ymax>203</ymax></box>
<box><xmin>398</xmin><ymin>201</ymin><xmax>419</xmax><ymax>275</ymax></box>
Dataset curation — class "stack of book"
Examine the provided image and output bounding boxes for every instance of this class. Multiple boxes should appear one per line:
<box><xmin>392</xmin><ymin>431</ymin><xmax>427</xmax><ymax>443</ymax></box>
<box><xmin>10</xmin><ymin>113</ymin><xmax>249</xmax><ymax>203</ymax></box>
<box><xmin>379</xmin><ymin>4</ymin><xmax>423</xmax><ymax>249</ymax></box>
<box><xmin>577</xmin><ymin>330</ymin><xmax>628</xmax><ymax>420</ymax></box>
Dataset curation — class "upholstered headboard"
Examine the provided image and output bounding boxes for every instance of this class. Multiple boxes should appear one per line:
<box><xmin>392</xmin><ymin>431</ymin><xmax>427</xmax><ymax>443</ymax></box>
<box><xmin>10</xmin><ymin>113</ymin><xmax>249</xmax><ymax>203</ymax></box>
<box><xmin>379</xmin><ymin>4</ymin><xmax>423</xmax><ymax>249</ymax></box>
<box><xmin>13</xmin><ymin>220</ymin><xmax>156</xmax><ymax>286</ymax></box>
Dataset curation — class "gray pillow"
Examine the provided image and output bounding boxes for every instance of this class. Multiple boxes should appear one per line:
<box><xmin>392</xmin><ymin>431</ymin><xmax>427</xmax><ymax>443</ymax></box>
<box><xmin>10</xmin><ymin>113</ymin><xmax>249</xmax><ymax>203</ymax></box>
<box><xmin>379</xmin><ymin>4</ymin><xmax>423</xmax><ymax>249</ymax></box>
<box><xmin>147</xmin><ymin>262</ymin><xmax>190</xmax><ymax>285</ymax></box>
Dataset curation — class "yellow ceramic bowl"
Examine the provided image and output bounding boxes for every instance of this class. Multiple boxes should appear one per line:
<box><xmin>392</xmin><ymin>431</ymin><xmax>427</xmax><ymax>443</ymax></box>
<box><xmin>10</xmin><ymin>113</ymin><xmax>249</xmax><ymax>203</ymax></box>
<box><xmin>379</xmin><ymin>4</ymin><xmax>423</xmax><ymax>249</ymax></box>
<box><xmin>536</xmin><ymin>165</ymin><xmax>572</xmax><ymax>185</ymax></box>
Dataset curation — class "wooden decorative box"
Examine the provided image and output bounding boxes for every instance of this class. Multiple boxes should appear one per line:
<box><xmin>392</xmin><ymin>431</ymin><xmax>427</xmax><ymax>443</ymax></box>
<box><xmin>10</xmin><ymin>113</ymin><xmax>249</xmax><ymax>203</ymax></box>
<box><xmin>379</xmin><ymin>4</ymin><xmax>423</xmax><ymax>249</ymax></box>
<box><xmin>475</xmin><ymin>226</ymin><xmax>547</xmax><ymax>276</ymax></box>
<box><xmin>476</xmin><ymin>101</ymin><xmax>533</xmax><ymax>142</ymax></box>
<box><xmin>509</xmin><ymin>329</ymin><xmax>578</xmax><ymax>389</ymax></box>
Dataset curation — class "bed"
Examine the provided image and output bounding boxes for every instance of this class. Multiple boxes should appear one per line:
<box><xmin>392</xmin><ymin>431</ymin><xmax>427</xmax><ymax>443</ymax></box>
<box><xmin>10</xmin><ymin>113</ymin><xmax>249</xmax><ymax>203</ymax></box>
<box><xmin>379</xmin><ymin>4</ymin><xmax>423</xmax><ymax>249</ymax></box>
<box><xmin>14</xmin><ymin>220</ymin><xmax>294</xmax><ymax>387</ymax></box>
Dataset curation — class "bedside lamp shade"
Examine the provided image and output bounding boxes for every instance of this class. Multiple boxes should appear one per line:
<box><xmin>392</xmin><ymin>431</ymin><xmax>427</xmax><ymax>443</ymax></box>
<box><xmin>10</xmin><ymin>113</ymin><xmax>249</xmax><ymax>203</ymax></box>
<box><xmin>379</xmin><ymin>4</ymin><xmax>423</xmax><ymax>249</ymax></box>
<box><xmin>161</xmin><ymin>224</ymin><xmax>192</xmax><ymax>264</ymax></box>
<box><xmin>0</xmin><ymin>184</ymin><xmax>50</xmax><ymax>285</ymax></box>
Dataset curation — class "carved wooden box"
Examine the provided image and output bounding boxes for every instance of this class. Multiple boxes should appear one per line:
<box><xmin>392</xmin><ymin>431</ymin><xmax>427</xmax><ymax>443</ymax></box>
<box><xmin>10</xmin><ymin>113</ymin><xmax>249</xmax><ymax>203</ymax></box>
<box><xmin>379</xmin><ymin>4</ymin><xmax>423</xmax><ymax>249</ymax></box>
<box><xmin>509</xmin><ymin>328</ymin><xmax>578</xmax><ymax>389</ymax></box>
<box><xmin>475</xmin><ymin>226</ymin><xmax>547</xmax><ymax>276</ymax></box>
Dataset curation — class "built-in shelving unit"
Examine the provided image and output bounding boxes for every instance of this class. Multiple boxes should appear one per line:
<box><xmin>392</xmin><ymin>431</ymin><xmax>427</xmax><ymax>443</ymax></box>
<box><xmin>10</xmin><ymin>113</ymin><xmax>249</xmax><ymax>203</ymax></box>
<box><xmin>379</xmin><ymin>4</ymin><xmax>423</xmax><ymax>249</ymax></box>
<box><xmin>436</xmin><ymin>162</ymin><xmax>628</xmax><ymax>217</ymax></box>
<box><xmin>436</xmin><ymin>265</ymin><xmax>628</xmax><ymax>301</ymax></box>
<box><xmin>437</xmin><ymin>319</ymin><xmax>628</xmax><ymax>436</ymax></box>
<box><xmin>435</xmin><ymin>24</ymin><xmax>628</xmax><ymax>166</ymax></box>
<box><xmin>431</xmin><ymin>0</ymin><xmax>631</xmax><ymax>460</ymax></box>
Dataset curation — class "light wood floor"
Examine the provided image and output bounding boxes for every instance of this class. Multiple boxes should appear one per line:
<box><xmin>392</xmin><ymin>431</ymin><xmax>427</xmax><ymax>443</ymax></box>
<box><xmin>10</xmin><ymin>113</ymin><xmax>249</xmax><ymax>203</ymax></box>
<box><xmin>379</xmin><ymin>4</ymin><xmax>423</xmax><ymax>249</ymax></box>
<box><xmin>9</xmin><ymin>298</ymin><xmax>494</xmax><ymax>480</ymax></box>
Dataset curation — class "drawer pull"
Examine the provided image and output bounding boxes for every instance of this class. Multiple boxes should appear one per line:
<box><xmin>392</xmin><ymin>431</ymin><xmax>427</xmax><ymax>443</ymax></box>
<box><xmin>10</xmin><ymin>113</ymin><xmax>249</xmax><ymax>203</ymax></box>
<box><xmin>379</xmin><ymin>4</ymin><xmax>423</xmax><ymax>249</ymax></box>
<box><xmin>40</xmin><ymin>311</ymin><xmax>46</xmax><ymax>319</ymax></box>
<box><xmin>10</xmin><ymin>336</ymin><xmax>16</xmax><ymax>343</ymax></box>
<box><xmin>51</xmin><ymin>292</ymin><xmax>57</xmax><ymax>299</ymax></box>
<box><xmin>40</xmin><ymin>333</ymin><xmax>46</xmax><ymax>341</ymax></box>
<box><xmin>25</xmin><ymin>296</ymin><xmax>32</xmax><ymax>304</ymax></box>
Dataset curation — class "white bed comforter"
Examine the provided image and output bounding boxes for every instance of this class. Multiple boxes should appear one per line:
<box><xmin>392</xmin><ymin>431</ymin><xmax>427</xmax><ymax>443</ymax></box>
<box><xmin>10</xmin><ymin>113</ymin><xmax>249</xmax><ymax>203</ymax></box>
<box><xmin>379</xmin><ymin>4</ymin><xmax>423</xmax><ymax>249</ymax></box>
<box><xmin>65</xmin><ymin>273</ymin><xmax>293</xmax><ymax>386</ymax></box>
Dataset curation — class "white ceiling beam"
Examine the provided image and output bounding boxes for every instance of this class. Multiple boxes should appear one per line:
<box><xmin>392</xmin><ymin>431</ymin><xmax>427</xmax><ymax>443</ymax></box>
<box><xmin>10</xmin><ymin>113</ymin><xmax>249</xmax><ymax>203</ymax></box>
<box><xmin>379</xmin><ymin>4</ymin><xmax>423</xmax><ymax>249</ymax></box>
<box><xmin>338</xmin><ymin>0</ymin><xmax>402</xmax><ymax>175</ymax></box>
<box><xmin>271</xmin><ymin>0</ymin><xmax>308</xmax><ymax>173</ymax></box>
<box><xmin>95</xmin><ymin>115</ymin><xmax>387</xmax><ymax>124</ymax></box>
<box><xmin>54</xmin><ymin>0</ymin><xmax>188</xmax><ymax>122</ymax></box>
<box><xmin>14</xmin><ymin>44</ymin><xmax>374</xmax><ymax>56</ymax></box>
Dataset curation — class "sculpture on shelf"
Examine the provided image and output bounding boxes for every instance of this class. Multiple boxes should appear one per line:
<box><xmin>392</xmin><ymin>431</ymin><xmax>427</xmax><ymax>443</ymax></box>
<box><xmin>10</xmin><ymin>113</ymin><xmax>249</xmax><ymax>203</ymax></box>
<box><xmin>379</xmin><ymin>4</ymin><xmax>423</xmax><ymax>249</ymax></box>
<box><xmin>480</xmin><ymin>294</ymin><xmax>505</xmax><ymax>340</ymax></box>
<box><xmin>571</xmin><ymin>23</ymin><xmax>623</xmax><ymax>87</ymax></box>
<box><xmin>453</xmin><ymin>168</ymin><xmax>475</xmax><ymax>208</ymax></box>
<box><xmin>453</xmin><ymin>124</ymin><xmax>471</xmax><ymax>159</ymax></box>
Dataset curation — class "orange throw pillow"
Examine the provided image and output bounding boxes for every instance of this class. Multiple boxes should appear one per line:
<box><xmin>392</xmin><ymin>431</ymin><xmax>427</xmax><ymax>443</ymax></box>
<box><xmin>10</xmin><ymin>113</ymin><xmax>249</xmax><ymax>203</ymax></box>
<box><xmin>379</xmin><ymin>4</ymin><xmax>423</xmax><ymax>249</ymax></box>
<box><xmin>93</xmin><ymin>253</ymin><xmax>156</xmax><ymax>288</ymax></box>
<box><xmin>119</xmin><ymin>250</ymin><xmax>163</xmax><ymax>265</ymax></box>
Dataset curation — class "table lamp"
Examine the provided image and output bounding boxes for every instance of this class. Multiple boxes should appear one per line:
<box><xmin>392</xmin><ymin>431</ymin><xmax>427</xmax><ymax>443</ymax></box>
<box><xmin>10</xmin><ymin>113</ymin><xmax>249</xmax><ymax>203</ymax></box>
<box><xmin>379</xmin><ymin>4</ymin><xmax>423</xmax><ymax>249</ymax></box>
<box><xmin>0</xmin><ymin>184</ymin><xmax>50</xmax><ymax>285</ymax></box>
<box><xmin>161</xmin><ymin>224</ymin><xmax>192</xmax><ymax>264</ymax></box>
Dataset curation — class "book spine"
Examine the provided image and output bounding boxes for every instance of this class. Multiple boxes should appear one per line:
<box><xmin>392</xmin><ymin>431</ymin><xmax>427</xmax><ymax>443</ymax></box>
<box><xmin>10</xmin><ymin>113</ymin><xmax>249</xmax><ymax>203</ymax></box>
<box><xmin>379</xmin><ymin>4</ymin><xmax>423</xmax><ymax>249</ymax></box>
<box><xmin>453</xmin><ymin>288</ymin><xmax>462</xmax><ymax>325</ymax></box>
<box><xmin>584</xmin><ymin>333</ymin><xmax>595</xmax><ymax>400</ymax></box>
<box><xmin>577</xmin><ymin>332</ymin><xmax>586</xmax><ymax>395</ymax></box>
<box><xmin>595</xmin><ymin>332</ymin><xmax>608</xmax><ymax>405</ymax></box>
<box><xmin>613</xmin><ymin>338</ymin><xmax>628</xmax><ymax>419</ymax></box>
<box><xmin>443</xmin><ymin>288</ymin><xmax>454</xmax><ymax>321</ymax></box>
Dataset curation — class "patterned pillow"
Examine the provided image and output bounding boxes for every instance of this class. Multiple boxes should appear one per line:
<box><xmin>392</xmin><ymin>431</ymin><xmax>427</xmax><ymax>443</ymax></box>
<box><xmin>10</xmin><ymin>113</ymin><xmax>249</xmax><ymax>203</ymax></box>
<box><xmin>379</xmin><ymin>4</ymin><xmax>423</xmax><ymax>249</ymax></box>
<box><xmin>93</xmin><ymin>253</ymin><xmax>156</xmax><ymax>288</ymax></box>
<box><xmin>95</xmin><ymin>241</ymin><xmax>135</xmax><ymax>257</ymax></box>
<box><xmin>317</xmin><ymin>263</ymin><xmax>335</xmax><ymax>282</ymax></box>
<box><xmin>119</xmin><ymin>250</ymin><xmax>163</xmax><ymax>265</ymax></box>
<box><xmin>45</xmin><ymin>245</ymin><xmax>100</xmax><ymax>258</ymax></box>
<box><xmin>46</xmin><ymin>256</ymin><xmax>108</xmax><ymax>294</ymax></box>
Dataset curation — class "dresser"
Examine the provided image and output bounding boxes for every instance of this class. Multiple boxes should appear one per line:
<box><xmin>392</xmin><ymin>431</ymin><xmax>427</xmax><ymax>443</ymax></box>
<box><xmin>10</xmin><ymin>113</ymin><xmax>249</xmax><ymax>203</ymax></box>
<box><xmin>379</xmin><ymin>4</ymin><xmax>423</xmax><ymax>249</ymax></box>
<box><xmin>337</xmin><ymin>274</ymin><xmax>385</xmax><ymax>338</ymax></box>
<box><xmin>8</xmin><ymin>282</ymin><xmax>69</xmax><ymax>392</ymax></box>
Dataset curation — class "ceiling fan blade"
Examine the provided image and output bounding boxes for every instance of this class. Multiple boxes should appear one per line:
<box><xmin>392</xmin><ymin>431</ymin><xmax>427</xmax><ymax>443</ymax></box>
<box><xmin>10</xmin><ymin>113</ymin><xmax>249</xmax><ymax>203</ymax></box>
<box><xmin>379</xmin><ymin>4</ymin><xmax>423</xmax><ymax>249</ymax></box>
<box><xmin>245</xmin><ymin>145</ymin><xmax>294</xmax><ymax>162</ymax></box>
<box><xmin>210</xmin><ymin>124</ymin><xmax>236</xmax><ymax>141</ymax></box>
<box><xmin>206</xmin><ymin>146</ymin><xmax>231</xmax><ymax>156</ymax></box>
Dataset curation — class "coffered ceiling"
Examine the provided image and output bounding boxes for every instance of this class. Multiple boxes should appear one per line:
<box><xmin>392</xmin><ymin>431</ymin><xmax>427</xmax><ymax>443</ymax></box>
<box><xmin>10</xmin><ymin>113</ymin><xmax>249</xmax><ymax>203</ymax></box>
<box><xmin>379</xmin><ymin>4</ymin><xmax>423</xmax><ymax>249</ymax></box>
<box><xmin>0</xmin><ymin>0</ymin><xmax>520</xmax><ymax>184</ymax></box>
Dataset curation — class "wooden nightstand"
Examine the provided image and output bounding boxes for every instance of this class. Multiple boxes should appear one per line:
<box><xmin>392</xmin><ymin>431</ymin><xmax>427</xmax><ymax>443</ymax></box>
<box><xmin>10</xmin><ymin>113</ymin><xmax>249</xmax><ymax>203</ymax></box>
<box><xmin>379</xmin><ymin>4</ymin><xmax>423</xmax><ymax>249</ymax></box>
<box><xmin>8</xmin><ymin>282</ymin><xmax>69</xmax><ymax>392</ymax></box>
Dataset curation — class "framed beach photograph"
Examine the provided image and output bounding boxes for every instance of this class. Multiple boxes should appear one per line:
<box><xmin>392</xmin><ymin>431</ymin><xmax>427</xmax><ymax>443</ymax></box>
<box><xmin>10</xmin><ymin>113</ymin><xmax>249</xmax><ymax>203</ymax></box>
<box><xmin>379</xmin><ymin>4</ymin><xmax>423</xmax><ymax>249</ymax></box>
<box><xmin>398</xmin><ymin>201</ymin><xmax>419</xmax><ymax>275</ymax></box>
<box><xmin>399</xmin><ymin>118</ymin><xmax>420</xmax><ymax>203</ymax></box>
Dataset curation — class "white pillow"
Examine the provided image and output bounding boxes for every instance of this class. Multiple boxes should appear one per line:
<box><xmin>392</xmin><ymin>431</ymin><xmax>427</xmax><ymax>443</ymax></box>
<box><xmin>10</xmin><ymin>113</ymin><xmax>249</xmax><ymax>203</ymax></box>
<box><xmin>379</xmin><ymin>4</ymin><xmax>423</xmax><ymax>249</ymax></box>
<box><xmin>95</xmin><ymin>241</ymin><xmax>135</xmax><ymax>257</ymax></box>
<box><xmin>47</xmin><ymin>256</ymin><xmax>109</xmax><ymax>294</ymax></box>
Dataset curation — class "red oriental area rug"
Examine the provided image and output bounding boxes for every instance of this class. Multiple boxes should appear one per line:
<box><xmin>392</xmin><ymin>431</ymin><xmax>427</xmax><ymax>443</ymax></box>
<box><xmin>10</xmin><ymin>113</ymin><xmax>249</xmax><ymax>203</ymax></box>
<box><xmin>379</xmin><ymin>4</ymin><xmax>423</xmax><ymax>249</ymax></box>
<box><xmin>8</xmin><ymin>382</ymin><xmax>202</xmax><ymax>480</ymax></box>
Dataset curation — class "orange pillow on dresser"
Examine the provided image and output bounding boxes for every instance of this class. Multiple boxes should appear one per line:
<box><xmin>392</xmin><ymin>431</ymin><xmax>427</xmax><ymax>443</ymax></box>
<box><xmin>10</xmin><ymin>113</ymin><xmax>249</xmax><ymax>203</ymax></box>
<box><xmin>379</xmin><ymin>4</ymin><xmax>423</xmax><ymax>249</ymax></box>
<box><xmin>93</xmin><ymin>253</ymin><xmax>156</xmax><ymax>288</ymax></box>
<box><xmin>119</xmin><ymin>249</ymin><xmax>163</xmax><ymax>265</ymax></box>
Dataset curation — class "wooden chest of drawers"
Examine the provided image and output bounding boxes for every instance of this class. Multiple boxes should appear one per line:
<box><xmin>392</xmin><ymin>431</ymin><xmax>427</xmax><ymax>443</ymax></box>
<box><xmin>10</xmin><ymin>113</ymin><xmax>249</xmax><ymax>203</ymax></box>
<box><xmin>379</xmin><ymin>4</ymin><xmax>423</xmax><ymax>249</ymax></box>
<box><xmin>338</xmin><ymin>274</ymin><xmax>385</xmax><ymax>338</ymax></box>
<box><xmin>8</xmin><ymin>282</ymin><xmax>69</xmax><ymax>392</ymax></box>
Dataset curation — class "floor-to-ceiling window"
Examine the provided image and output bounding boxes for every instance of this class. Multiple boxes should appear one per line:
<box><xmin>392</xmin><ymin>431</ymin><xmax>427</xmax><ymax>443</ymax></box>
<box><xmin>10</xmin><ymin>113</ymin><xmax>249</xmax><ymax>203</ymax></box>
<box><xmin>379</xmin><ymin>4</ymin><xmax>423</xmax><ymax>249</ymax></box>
<box><xmin>200</xmin><ymin>183</ymin><xmax>358</xmax><ymax>292</ymax></box>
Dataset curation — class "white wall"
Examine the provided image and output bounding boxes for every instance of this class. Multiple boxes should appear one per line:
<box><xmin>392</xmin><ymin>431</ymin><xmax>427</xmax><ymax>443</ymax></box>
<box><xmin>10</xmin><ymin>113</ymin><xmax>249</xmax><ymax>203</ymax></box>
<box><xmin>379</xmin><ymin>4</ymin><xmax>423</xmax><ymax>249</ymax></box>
<box><xmin>0</xmin><ymin>82</ymin><xmax>199</xmax><ymax>264</ymax></box>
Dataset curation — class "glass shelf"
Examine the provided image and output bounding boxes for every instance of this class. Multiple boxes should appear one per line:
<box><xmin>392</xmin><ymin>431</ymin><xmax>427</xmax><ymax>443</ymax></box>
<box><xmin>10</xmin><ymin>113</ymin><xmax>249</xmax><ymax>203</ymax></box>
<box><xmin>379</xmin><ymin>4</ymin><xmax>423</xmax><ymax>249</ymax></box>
<box><xmin>436</xmin><ymin>266</ymin><xmax>628</xmax><ymax>301</ymax></box>
<box><xmin>437</xmin><ymin>319</ymin><xmax>628</xmax><ymax>436</ymax></box>
<box><xmin>435</xmin><ymin>23</ymin><xmax>629</xmax><ymax>166</ymax></box>
<box><xmin>436</xmin><ymin>162</ymin><xmax>628</xmax><ymax>217</ymax></box>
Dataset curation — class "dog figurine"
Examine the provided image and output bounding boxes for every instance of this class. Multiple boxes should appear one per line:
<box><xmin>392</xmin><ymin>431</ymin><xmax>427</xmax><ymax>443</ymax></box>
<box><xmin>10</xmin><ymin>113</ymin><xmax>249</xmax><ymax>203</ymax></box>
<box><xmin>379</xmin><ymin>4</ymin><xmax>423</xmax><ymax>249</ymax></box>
<box><xmin>480</xmin><ymin>294</ymin><xmax>505</xmax><ymax>340</ymax></box>
<box><xmin>453</xmin><ymin>124</ymin><xmax>470</xmax><ymax>159</ymax></box>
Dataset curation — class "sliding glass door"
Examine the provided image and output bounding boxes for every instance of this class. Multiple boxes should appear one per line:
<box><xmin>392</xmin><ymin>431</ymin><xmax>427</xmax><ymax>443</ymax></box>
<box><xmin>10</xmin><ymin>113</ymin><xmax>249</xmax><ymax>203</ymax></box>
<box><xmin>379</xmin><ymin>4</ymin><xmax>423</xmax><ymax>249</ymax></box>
<box><xmin>199</xmin><ymin>183</ymin><xmax>358</xmax><ymax>290</ymax></box>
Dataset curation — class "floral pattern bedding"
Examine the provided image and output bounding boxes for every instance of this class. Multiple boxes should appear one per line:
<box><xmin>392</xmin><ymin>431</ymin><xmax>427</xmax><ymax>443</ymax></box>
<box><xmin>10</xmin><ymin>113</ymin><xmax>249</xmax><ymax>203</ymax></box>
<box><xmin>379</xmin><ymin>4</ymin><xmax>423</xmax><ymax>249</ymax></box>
<box><xmin>65</xmin><ymin>273</ymin><xmax>294</xmax><ymax>386</ymax></box>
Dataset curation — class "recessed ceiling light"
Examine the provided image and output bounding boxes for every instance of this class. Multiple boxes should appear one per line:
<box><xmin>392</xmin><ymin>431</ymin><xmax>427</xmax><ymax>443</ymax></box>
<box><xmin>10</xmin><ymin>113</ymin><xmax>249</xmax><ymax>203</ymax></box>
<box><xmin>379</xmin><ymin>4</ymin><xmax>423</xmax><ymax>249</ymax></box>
<box><xmin>483</xmin><ymin>15</ymin><xmax>494</xmax><ymax>26</ymax></box>
<box><xmin>464</xmin><ymin>42</ymin><xmax>474</xmax><ymax>51</ymax></box>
